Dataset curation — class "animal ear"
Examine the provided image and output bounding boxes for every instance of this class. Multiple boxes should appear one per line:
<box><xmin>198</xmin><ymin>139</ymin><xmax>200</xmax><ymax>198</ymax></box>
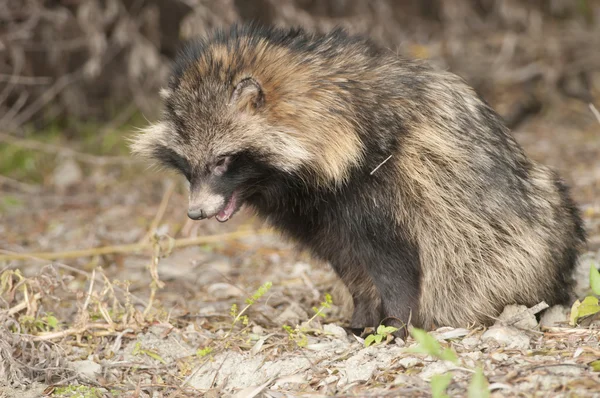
<box><xmin>229</xmin><ymin>77</ymin><xmax>264</xmax><ymax>112</ymax></box>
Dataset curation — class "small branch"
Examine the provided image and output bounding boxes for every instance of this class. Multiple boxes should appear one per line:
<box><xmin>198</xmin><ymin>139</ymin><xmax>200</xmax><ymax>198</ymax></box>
<box><xmin>504</xmin><ymin>301</ymin><xmax>549</xmax><ymax>326</ymax></box>
<box><xmin>82</xmin><ymin>269</ymin><xmax>95</xmax><ymax>311</ymax></box>
<box><xmin>370</xmin><ymin>154</ymin><xmax>393</xmax><ymax>175</ymax></box>
<box><xmin>143</xmin><ymin>237</ymin><xmax>168</xmax><ymax>318</ymax></box>
<box><xmin>139</xmin><ymin>181</ymin><xmax>176</xmax><ymax>244</ymax></box>
<box><xmin>7</xmin><ymin>292</ymin><xmax>42</xmax><ymax>316</ymax></box>
<box><xmin>9</xmin><ymin>71</ymin><xmax>83</xmax><ymax>129</ymax></box>
<box><xmin>542</xmin><ymin>326</ymin><xmax>600</xmax><ymax>336</ymax></box>
<box><xmin>26</xmin><ymin>322</ymin><xmax>136</xmax><ymax>341</ymax></box>
<box><xmin>0</xmin><ymin>91</ymin><xmax>29</xmax><ymax>127</ymax></box>
<box><xmin>0</xmin><ymin>228</ymin><xmax>273</xmax><ymax>262</ymax></box>
<box><xmin>2</xmin><ymin>256</ymin><xmax>147</xmax><ymax>307</ymax></box>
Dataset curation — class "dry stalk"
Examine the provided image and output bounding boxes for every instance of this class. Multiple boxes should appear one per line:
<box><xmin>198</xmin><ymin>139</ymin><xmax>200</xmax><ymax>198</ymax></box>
<box><xmin>6</xmin><ymin>292</ymin><xmax>42</xmax><ymax>316</ymax></box>
<box><xmin>139</xmin><ymin>180</ymin><xmax>176</xmax><ymax>244</ymax></box>
<box><xmin>143</xmin><ymin>235</ymin><xmax>169</xmax><ymax>318</ymax></box>
<box><xmin>0</xmin><ymin>228</ymin><xmax>273</xmax><ymax>262</ymax></box>
<box><xmin>504</xmin><ymin>301</ymin><xmax>549</xmax><ymax>326</ymax></box>
<box><xmin>28</xmin><ymin>322</ymin><xmax>138</xmax><ymax>342</ymax></box>
<box><xmin>82</xmin><ymin>268</ymin><xmax>96</xmax><ymax>312</ymax></box>
<box><xmin>1</xmin><ymin>254</ymin><xmax>148</xmax><ymax>307</ymax></box>
<box><xmin>542</xmin><ymin>327</ymin><xmax>600</xmax><ymax>336</ymax></box>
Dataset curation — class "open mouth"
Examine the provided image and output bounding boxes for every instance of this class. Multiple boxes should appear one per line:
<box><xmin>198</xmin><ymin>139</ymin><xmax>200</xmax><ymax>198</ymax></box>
<box><xmin>215</xmin><ymin>190</ymin><xmax>242</xmax><ymax>223</ymax></box>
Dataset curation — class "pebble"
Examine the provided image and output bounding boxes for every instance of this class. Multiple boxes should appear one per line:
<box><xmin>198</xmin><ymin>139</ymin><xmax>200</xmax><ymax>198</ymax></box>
<box><xmin>419</xmin><ymin>361</ymin><xmax>454</xmax><ymax>380</ymax></box>
<box><xmin>491</xmin><ymin>352</ymin><xmax>509</xmax><ymax>362</ymax></box>
<box><xmin>398</xmin><ymin>356</ymin><xmax>421</xmax><ymax>368</ymax></box>
<box><xmin>539</xmin><ymin>305</ymin><xmax>569</xmax><ymax>328</ymax></box>
<box><xmin>461</xmin><ymin>336</ymin><xmax>481</xmax><ymax>350</ymax></box>
<box><xmin>498</xmin><ymin>304</ymin><xmax>538</xmax><ymax>329</ymax></box>
<box><xmin>323</xmin><ymin>323</ymin><xmax>348</xmax><ymax>339</ymax></box>
<box><xmin>482</xmin><ymin>325</ymin><xmax>531</xmax><ymax>350</ymax></box>
<box><xmin>206</xmin><ymin>282</ymin><xmax>244</xmax><ymax>299</ymax></box>
<box><xmin>252</xmin><ymin>325</ymin><xmax>264</xmax><ymax>335</ymax></box>
<box><xmin>70</xmin><ymin>359</ymin><xmax>102</xmax><ymax>380</ymax></box>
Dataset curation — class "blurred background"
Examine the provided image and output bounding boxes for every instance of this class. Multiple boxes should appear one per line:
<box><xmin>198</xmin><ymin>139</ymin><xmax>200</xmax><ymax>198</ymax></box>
<box><xmin>1</xmin><ymin>1</ymin><xmax>600</xmax><ymax>392</ymax></box>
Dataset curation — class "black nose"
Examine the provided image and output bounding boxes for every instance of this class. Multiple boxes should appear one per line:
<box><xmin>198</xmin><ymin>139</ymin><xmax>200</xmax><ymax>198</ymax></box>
<box><xmin>187</xmin><ymin>208</ymin><xmax>206</xmax><ymax>220</ymax></box>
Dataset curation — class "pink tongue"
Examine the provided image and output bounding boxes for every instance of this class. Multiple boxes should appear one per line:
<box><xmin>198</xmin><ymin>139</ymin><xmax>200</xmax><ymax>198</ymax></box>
<box><xmin>216</xmin><ymin>192</ymin><xmax>238</xmax><ymax>222</ymax></box>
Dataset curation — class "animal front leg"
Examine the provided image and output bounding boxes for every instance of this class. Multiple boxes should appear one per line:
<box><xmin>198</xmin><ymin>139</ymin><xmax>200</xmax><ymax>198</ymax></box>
<box><xmin>332</xmin><ymin>262</ymin><xmax>382</xmax><ymax>330</ymax></box>
<box><xmin>367</xmin><ymin>255</ymin><xmax>421</xmax><ymax>339</ymax></box>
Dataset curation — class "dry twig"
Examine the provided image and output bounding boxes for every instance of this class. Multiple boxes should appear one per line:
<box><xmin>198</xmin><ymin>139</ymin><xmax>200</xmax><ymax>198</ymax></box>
<box><xmin>504</xmin><ymin>301</ymin><xmax>549</xmax><ymax>327</ymax></box>
<box><xmin>0</xmin><ymin>228</ymin><xmax>273</xmax><ymax>262</ymax></box>
<box><xmin>139</xmin><ymin>181</ymin><xmax>177</xmax><ymax>244</ymax></box>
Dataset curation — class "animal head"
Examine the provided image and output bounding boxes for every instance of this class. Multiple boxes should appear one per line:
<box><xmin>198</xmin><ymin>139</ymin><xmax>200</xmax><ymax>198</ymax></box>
<box><xmin>130</xmin><ymin>24</ymin><xmax>365</xmax><ymax>222</ymax></box>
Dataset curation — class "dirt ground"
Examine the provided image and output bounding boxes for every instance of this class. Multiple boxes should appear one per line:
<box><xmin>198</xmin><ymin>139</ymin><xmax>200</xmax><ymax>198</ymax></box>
<box><xmin>1</xmin><ymin>97</ymin><xmax>600</xmax><ymax>397</ymax></box>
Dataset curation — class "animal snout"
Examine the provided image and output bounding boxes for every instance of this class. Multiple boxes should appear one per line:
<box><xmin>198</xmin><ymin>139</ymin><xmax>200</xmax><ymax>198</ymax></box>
<box><xmin>188</xmin><ymin>185</ymin><xmax>225</xmax><ymax>220</ymax></box>
<box><xmin>187</xmin><ymin>207</ymin><xmax>207</xmax><ymax>220</ymax></box>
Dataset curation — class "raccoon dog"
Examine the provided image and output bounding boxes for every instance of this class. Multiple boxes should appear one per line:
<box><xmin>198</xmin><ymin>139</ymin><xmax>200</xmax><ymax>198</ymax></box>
<box><xmin>131</xmin><ymin>24</ymin><xmax>585</xmax><ymax>336</ymax></box>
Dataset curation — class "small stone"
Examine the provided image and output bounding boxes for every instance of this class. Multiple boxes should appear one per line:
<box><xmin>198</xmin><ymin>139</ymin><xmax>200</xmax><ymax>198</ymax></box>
<box><xmin>206</xmin><ymin>283</ymin><xmax>243</xmax><ymax>299</ymax></box>
<box><xmin>491</xmin><ymin>352</ymin><xmax>509</xmax><ymax>362</ymax></box>
<box><xmin>461</xmin><ymin>336</ymin><xmax>481</xmax><ymax>350</ymax></box>
<box><xmin>498</xmin><ymin>304</ymin><xmax>538</xmax><ymax>329</ymax></box>
<box><xmin>398</xmin><ymin>356</ymin><xmax>421</xmax><ymax>368</ymax></box>
<box><xmin>419</xmin><ymin>361</ymin><xmax>454</xmax><ymax>380</ymax></box>
<box><xmin>306</xmin><ymin>342</ymin><xmax>337</xmax><ymax>351</ymax></box>
<box><xmin>463</xmin><ymin>351</ymin><xmax>483</xmax><ymax>361</ymax></box>
<box><xmin>321</xmin><ymin>375</ymin><xmax>338</xmax><ymax>385</ymax></box>
<box><xmin>394</xmin><ymin>374</ymin><xmax>412</xmax><ymax>386</ymax></box>
<box><xmin>274</xmin><ymin>302</ymin><xmax>308</xmax><ymax>325</ymax></box>
<box><xmin>70</xmin><ymin>359</ymin><xmax>102</xmax><ymax>380</ymax></box>
<box><xmin>268</xmin><ymin>253</ymin><xmax>281</xmax><ymax>264</ymax></box>
<box><xmin>482</xmin><ymin>325</ymin><xmax>531</xmax><ymax>350</ymax></box>
<box><xmin>148</xmin><ymin>324</ymin><xmax>170</xmax><ymax>336</ymax></box>
<box><xmin>323</xmin><ymin>324</ymin><xmax>348</xmax><ymax>339</ymax></box>
<box><xmin>461</xmin><ymin>351</ymin><xmax>484</xmax><ymax>368</ymax></box>
<box><xmin>252</xmin><ymin>325</ymin><xmax>264</xmax><ymax>335</ymax></box>
<box><xmin>272</xmin><ymin>374</ymin><xmax>306</xmax><ymax>388</ymax></box>
<box><xmin>544</xmin><ymin>364</ymin><xmax>583</xmax><ymax>376</ymax></box>
<box><xmin>539</xmin><ymin>305</ymin><xmax>569</xmax><ymax>328</ymax></box>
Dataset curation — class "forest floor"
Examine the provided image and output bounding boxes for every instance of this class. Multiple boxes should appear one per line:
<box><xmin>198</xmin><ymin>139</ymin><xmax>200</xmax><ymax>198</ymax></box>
<box><xmin>1</xmin><ymin>97</ymin><xmax>600</xmax><ymax>398</ymax></box>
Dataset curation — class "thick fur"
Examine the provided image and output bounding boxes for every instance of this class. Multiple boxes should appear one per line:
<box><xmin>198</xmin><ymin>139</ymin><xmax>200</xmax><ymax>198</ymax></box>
<box><xmin>130</xmin><ymin>24</ymin><xmax>586</xmax><ymax>335</ymax></box>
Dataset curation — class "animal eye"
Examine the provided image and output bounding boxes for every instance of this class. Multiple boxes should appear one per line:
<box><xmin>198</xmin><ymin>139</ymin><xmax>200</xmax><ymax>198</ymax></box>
<box><xmin>216</xmin><ymin>157</ymin><xmax>227</xmax><ymax>167</ymax></box>
<box><xmin>213</xmin><ymin>155</ymin><xmax>232</xmax><ymax>175</ymax></box>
